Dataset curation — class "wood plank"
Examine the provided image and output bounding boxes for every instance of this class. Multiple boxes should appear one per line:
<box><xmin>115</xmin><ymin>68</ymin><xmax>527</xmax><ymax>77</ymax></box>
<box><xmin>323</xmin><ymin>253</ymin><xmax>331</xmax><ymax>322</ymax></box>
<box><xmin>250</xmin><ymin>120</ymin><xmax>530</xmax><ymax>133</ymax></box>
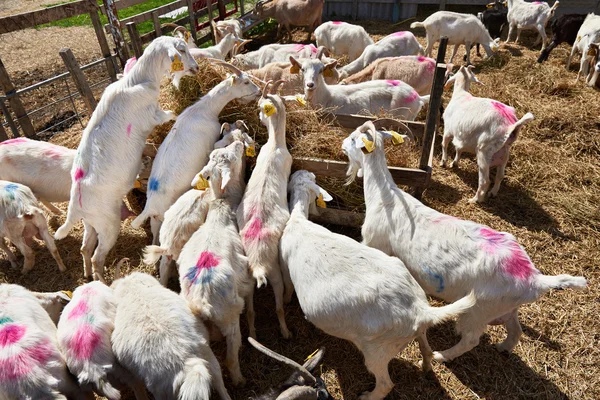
<box><xmin>328</xmin><ymin>113</ymin><xmax>425</xmax><ymax>139</ymax></box>
<box><xmin>0</xmin><ymin>0</ymin><xmax>95</xmax><ymax>34</ymax></box>
<box><xmin>0</xmin><ymin>58</ymin><xmax>35</xmax><ymax>137</ymax></box>
<box><xmin>126</xmin><ymin>22</ymin><xmax>143</xmax><ymax>58</ymax></box>
<box><xmin>60</xmin><ymin>48</ymin><xmax>98</xmax><ymax>113</ymax></box>
<box><xmin>309</xmin><ymin>208</ymin><xmax>364</xmax><ymax>228</ymax></box>
<box><xmin>293</xmin><ymin>157</ymin><xmax>430</xmax><ymax>187</ymax></box>
<box><xmin>89</xmin><ymin>8</ymin><xmax>117</xmax><ymax>82</ymax></box>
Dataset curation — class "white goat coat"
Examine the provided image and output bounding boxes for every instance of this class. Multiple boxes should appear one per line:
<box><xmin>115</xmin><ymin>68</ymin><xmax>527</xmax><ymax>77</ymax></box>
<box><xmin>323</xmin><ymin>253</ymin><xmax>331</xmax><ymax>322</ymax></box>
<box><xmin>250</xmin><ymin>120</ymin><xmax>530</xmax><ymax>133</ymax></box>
<box><xmin>234</xmin><ymin>43</ymin><xmax>322</xmax><ymax>69</ymax></box>
<box><xmin>314</xmin><ymin>21</ymin><xmax>374</xmax><ymax>61</ymax></box>
<box><xmin>567</xmin><ymin>13</ymin><xmax>600</xmax><ymax>76</ymax></box>
<box><xmin>0</xmin><ymin>284</ymin><xmax>86</xmax><ymax>400</ymax></box>
<box><xmin>506</xmin><ymin>0</ymin><xmax>559</xmax><ymax>50</ymax></box>
<box><xmin>111</xmin><ymin>272</ymin><xmax>231</xmax><ymax>400</ymax></box>
<box><xmin>340</xmin><ymin>32</ymin><xmax>423</xmax><ymax>78</ymax></box>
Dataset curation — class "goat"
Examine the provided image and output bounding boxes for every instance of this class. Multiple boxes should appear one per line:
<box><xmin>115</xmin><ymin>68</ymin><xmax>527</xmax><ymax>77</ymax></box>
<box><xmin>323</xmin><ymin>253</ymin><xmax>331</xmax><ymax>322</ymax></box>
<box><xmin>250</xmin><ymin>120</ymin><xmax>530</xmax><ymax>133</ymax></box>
<box><xmin>343</xmin><ymin>119</ymin><xmax>587</xmax><ymax>364</ymax></box>
<box><xmin>505</xmin><ymin>0</ymin><xmax>559</xmax><ymax>50</ymax></box>
<box><xmin>314</xmin><ymin>21</ymin><xmax>374</xmax><ymax>61</ymax></box>
<box><xmin>1</xmin><ymin>180</ymin><xmax>66</xmax><ymax>274</ymax></box>
<box><xmin>587</xmin><ymin>42</ymin><xmax>600</xmax><ymax>87</ymax></box>
<box><xmin>54</xmin><ymin>36</ymin><xmax>199</xmax><ymax>283</ymax></box>
<box><xmin>143</xmin><ymin>122</ymin><xmax>253</xmax><ymax>287</ymax></box>
<box><xmin>0</xmin><ymin>137</ymin><xmax>145</xmax><ymax>218</ymax></box>
<box><xmin>339</xmin><ymin>31</ymin><xmax>424</xmax><ymax>79</ymax></box>
<box><xmin>111</xmin><ymin>272</ymin><xmax>231</xmax><ymax>400</ymax></box>
<box><xmin>178</xmin><ymin>142</ymin><xmax>254</xmax><ymax>385</ymax></box>
<box><xmin>341</xmin><ymin>56</ymin><xmax>440</xmax><ymax>95</ymax></box>
<box><xmin>292</xmin><ymin>56</ymin><xmax>429</xmax><ymax>120</ymax></box>
<box><xmin>470</xmin><ymin>1</ymin><xmax>508</xmax><ymax>59</ymax></box>
<box><xmin>0</xmin><ymin>283</ymin><xmax>89</xmax><ymax>399</ymax></box>
<box><xmin>249</xmin><ymin>338</ymin><xmax>331</xmax><ymax>400</ymax></box>
<box><xmin>411</xmin><ymin>11</ymin><xmax>500</xmax><ymax>65</ymax></box>
<box><xmin>442</xmin><ymin>65</ymin><xmax>534</xmax><ymax>203</ymax></box>
<box><xmin>132</xmin><ymin>61</ymin><xmax>260</xmax><ymax>244</ymax></box>
<box><xmin>253</xmin><ymin>0</ymin><xmax>324</xmax><ymax>41</ymax></box>
<box><xmin>280</xmin><ymin>170</ymin><xmax>476</xmax><ymax>400</ymax></box>
<box><xmin>566</xmin><ymin>13</ymin><xmax>600</xmax><ymax>80</ymax></box>
<box><xmin>237</xmin><ymin>81</ymin><xmax>292</xmax><ymax>339</ymax></box>
<box><xmin>537</xmin><ymin>13</ymin><xmax>586</xmax><ymax>63</ymax></box>
<box><xmin>233</xmin><ymin>43</ymin><xmax>324</xmax><ymax>70</ymax></box>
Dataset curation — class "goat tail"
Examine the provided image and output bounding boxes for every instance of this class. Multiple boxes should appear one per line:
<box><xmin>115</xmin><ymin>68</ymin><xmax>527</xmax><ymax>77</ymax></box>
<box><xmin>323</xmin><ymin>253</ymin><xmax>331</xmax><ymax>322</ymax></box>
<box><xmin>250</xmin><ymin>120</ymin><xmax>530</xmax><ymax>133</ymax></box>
<box><xmin>250</xmin><ymin>263</ymin><xmax>269</xmax><ymax>289</ymax></box>
<box><xmin>549</xmin><ymin>0</ymin><xmax>559</xmax><ymax>13</ymax></box>
<box><xmin>505</xmin><ymin>112</ymin><xmax>534</xmax><ymax>145</ymax></box>
<box><xmin>78</xmin><ymin>366</ymin><xmax>121</xmax><ymax>400</ymax></box>
<box><xmin>143</xmin><ymin>245</ymin><xmax>167</xmax><ymax>266</ymax></box>
<box><xmin>534</xmin><ymin>274</ymin><xmax>587</xmax><ymax>293</ymax></box>
<box><xmin>421</xmin><ymin>291</ymin><xmax>477</xmax><ymax>328</ymax></box>
<box><xmin>410</xmin><ymin>21</ymin><xmax>424</xmax><ymax>29</ymax></box>
<box><xmin>130</xmin><ymin>209</ymin><xmax>151</xmax><ymax>229</ymax></box>
<box><xmin>420</xmin><ymin>94</ymin><xmax>431</xmax><ymax>105</ymax></box>
<box><xmin>54</xmin><ymin>211</ymin><xmax>77</xmax><ymax>240</ymax></box>
<box><xmin>177</xmin><ymin>357</ymin><xmax>212</xmax><ymax>400</ymax></box>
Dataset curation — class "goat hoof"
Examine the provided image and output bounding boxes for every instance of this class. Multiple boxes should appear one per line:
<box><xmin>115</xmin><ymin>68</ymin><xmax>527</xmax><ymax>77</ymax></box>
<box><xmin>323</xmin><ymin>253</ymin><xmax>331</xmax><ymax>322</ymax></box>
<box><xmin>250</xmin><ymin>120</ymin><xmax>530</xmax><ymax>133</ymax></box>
<box><xmin>280</xmin><ymin>328</ymin><xmax>292</xmax><ymax>339</ymax></box>
<box><xmin>232</xmin><ymin>375</ymin><xmax>247</xmax><ymax>387</ymax></box>
<box><xmin>432</xmin><ymin>351</ymin><xmax>449</xmax><ymax>363</ymax></box>
<box><xmin>468</xmin><ymin>197</ymin><xmax>479</xmax><ymax>204</ymax></box>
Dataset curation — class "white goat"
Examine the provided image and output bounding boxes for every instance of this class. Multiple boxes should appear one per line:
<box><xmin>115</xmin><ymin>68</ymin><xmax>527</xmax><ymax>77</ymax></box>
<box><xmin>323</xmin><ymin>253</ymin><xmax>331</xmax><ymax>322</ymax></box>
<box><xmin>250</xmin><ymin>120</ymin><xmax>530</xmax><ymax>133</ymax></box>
<box><xmin>566</xmin><ymin>14</ymin><xmax>600</xmax><ymax>80</ymax></box>
<box><xmin>143</xmin><ymin>122</ymin><xmax>253</xmax><ymax>286</ymax></box>
<box><xmin>410</xmin><ymin>11</ymin><xmax>500</xmax><ymax>64</ymax></box>
<box><xmin>0</xmin><ymin>137</ymin><xmax>144</xmax><ymax>218</ymax></box>
<box><xmin>338</xmin><ymin>31</ymin><xmax>424</xmax><ymax>79</ymax></box>
<box><xmin>237</xmin><ymin>81</ymin><xmax>292</xmax><ymax>338</ymax></box>
<box><xmin>314</xmin><ymin>21</ymin><xmax>374</xmax><ymax>61</ymax></box>
<box><xmin>131</xmin><ymin>61</ymin><xmax>260</xmax><ymax>244</ymax></box>
<box><xmin>0</xmin><ymin>283</ymin><xmax>88</xmax><ymax>399</ymax></box>
<box><xmin>292</xmin><ymin>57</ymin><xmax>429</xmax><ymax>120</ymax></box>
<box><xmin>280</xmin><ymin>170</ymin><xmax>476</xmax><ymax>400</ymax></box>
<box><xmin>178</xmin><ymin>143</ymin><xmax>254</xmax><ymax>385</ymax></box>
<box><xmin>442</xmin><ymin>65</ymin><xmax>534</xmax><ymax>203</ymax></box>
<box><xmin>343</xmin><ymin>119</ymin><xmax>588</xmax><ymax>363</ymax></box>
<box><xmin>111</xmin><ymin>272</ymin><xmax>231</xmax><ymax>400</ymax></box>
<box><xmin>0</xmin><ymin>180</ymin><xmax>66</xmax><ymax>274</ymax></box>
<box><xmin>233</xmin><ymin>43</ymin><xmax>323</xmax><ymax>69</ymax></box>
<box><xmin>54</xmin><ymin>37</ymin><xmax>198</xmax><ymax>283</ymax></box>
<box><xmin>505</xmin><ymin>0</ymin><xmax>559</xmax><ymax>50</ymax></box>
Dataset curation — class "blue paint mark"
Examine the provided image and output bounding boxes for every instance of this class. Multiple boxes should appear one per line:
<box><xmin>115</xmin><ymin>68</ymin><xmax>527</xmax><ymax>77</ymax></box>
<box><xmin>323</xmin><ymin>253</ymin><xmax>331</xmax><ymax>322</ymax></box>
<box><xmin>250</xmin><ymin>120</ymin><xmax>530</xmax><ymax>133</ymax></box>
<box><xmin>185</xmin><ymin>266</ymin><xmax>214</xmax><ymax>285</ymax></box>
<box><xmin>422</xmin><ymin>265</ymin><xmax>444</xmax><ymax>293</ymax></box>
<box><xmin>5</xmin><ymin>183</ymin><xmax>19</xmax><ymax>200</ymax></box>
<box><xmin>148</xmin><ymin>178</ymin><xmax>160</xmax><ymax>191</ymax></box>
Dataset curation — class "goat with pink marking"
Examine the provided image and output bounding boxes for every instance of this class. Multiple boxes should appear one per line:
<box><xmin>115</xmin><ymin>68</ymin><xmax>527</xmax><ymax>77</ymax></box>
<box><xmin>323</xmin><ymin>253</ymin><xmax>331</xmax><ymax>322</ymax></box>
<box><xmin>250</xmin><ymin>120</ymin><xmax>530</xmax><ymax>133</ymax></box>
<box><xmin>442</xmin><ymin>65</ymin><xmax>534</xmax><ymax>203</ymax></box>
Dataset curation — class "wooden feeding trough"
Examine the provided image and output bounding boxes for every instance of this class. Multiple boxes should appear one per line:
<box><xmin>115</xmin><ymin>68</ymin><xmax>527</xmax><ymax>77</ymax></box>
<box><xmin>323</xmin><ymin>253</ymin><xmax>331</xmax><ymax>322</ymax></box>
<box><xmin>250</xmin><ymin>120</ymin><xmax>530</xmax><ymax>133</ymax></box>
<box><xmin>292</xmin><ymin>38</ymin><xmax>450</xmax><ymax>228</ymax></box>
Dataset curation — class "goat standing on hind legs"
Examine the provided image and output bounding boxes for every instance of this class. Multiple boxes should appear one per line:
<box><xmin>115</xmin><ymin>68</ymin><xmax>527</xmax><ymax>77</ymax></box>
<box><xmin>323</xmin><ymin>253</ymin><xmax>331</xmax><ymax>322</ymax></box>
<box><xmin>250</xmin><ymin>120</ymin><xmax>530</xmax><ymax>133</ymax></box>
<box><xmin>54</xmin><ymin>37</ymin><xmax>199</xmax><ymax>282</ymax></box>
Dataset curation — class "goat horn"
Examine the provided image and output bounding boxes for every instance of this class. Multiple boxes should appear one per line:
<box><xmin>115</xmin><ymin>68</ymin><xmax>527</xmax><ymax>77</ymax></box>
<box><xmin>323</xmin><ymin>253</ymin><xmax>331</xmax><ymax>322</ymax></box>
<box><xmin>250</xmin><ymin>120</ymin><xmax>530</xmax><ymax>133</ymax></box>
<box><xmin>248</xmin><ymin>338</ymin><xmax>316</xmax><ymax>386</ymax></box>
<box><xmin>248</xmin><ymin>73</ymin><xmax>268</xmax><ymax>85</ymax></box>
<box><xmin>373</xmin><ymin>118</ymin><xmax>415</xmax><ymax>141</ymax></box>
<box><xmin>360</xmin><ymin>120</ymin><xmax>376</xmax><ymax>133</ymax></box>
<box><xmin>208</xmin><ymin>59</ymin><xmax>244</xmax><ymax>76</ymax></box>
<box><xmin>316</xmin><ymin>46</ymin><xmax>329</xmax><ymax>60</ymax></box>
<box><xmin>270</xmin><ymin>79</ymin><xmax>286</xmax><ymax>94</ymax></box>
<box><xmin>276</xmin><ymin>386</ymin><xmax>318</xmax><ymax>400</ymax></box>
<box><xmin>170</xmin><ymin>26</ymin><xmax>189</xmax><ymax>36</ymax></box>
<box><xmin>262</xmin><ymin>80</ymin><xmax>273</xmax><ymax>98</ymax></box>
<box><xmin>114</xmin><ymin>257</ymin><xmax>129</xmax><ymax>280</ymax></box>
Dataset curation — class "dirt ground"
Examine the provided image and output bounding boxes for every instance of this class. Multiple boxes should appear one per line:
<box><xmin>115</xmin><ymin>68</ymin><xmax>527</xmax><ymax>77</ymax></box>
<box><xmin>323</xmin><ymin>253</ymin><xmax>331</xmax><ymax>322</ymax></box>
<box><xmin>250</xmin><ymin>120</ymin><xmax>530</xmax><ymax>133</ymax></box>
<box><xmin>0</xmin><ymin>0</ymin><xmax>69</xmax><ymax>17</ymax></box>
<box><xmin>1</xmin><ymin>14</ymin><xmax>599</xmax><ymax>400</ymax></box>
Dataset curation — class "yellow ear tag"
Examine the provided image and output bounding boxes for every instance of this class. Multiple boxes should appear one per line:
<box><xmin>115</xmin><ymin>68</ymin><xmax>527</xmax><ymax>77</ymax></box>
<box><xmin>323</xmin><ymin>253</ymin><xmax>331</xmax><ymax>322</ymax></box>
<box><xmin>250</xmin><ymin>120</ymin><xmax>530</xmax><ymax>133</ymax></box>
<box><xmin>263</xmin><ymin>102</ymin><xmax>276</xmax><ymax>117</ymax></box>
<box><xmin>170</xmin><ymin>54</ymin><xmax>184</xmax><ymax>73</ymax></box>
<box><xmin>290</xmin><ymin>64</ymin><xmax>300</xmax><ymax>74</ymax></box>
<box><xmin>486</xmin><ymin>4</ymin><xmax>493</xmax><ymax>8</ymax></box>
<box><xmin>133</xmin><ymin>179</ymin><xmax>142</xmax><ymax>189</ymax></box>
<box><xmin>577</xmin><ymin>36</ymin><xmax>582</xmax><ymax>42</ymax></box>
<box><xmin>304</xmin><ymin>348</ymin><xmax>319</xmax><ymax>362</ymax></box>
<box><xmin>246</xmin><ymin>144</ymin><xmax>256</xmax><ymax>157</ymax></box>
<box><xmin>316</xmin><ymin>193</ymin><xmax>327</xmax><ymax>208</ymax></box>
<box><xmin>194</xmin><ymin>174</ymin><xmax>209</xmax><ymax>190</ymax></box>
<box><xmin>184</xmin><ymin>31</ymin><xmax>190</xmax><ymax>42</ymax></box>
<box><xmin>361</xmin><ymin>137</ymin><xmax>375</xmax><ymax>153</ymax></box>
<box><xmin>389</xmin><ymin>130</ymin><xmax>404</xmax><ymax>145</ymax></box>
<box><xmin>323</xmin><ymin>68</ymin><xmax>334</xmax><ymax>78</ymax></box>
<box><xmin>296</xmin><ymin>95</ymin><xmax>306</xmax><ymax>106</ymax></box>
<box><xmin>60</xmin><ymin>290</ymin><xmax>73</xmax><ymax>299</ymax></box>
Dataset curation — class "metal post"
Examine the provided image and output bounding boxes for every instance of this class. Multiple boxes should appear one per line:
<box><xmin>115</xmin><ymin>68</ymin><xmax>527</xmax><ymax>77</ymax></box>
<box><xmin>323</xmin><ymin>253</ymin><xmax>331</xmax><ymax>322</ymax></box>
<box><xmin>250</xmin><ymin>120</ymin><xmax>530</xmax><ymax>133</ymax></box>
<box><xmin>104</xmin><ymin>0</ymin><xmax>129</xmax><ymax>66</ymax></box>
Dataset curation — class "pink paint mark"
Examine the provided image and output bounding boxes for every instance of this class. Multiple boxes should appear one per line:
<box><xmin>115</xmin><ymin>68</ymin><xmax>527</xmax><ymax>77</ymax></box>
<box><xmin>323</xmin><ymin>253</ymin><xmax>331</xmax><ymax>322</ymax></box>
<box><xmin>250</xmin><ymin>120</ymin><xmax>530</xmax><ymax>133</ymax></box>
<box><xmin>123</xmin><ymin>57</ymin><xmax>137</xmax><ymax>75</ymax></box>
<box><xmin>185</xmin><ymin>251</ymin><xmax>221</xmax><ymax>286</ymax></box>
<box><xmin>491</xmin><ymin>101</ymin><xmax>517</xmax><ymax>125</ymax></box>
<box><xmin>392</xmin><ymin>31</ymin><xmax>406</xmax><ymax>37</ymax></box>
<box><xmin>533</xmin><ymin>1</ymin><xmax>545</xmax><ymax>4</ymax></box>
<box><xmin>0</xmin><ymin>339</ymin><xmax>53</xmax><ymax>382</ymax></box>
<box><xmin>405</xmin><ymin>90</ymin><xmax>419</xmax><ymax>103</ymax></box>
<box><xmin>0</xmin><ymin>138</ymin><xmax>28</xmax><ymax>146</ymax></box>
<box><xmin>386</xmin><ymin>79</ymin><xmax>401</xmax><ymax>86</ymax></box>
<box><xmin>81</xmin><ymin>286</ymin><xmax>97</xmax><ymax>296</ymax></box>
<box><xmin>68</xmin><ymin>300</ymin><xmax>89</xmax><ymax>320</ymax></box>
<box><xmin>70</xmin><ymin>324</ymin><xmax>101</xmax><ymax>360</ymax></box>
<box><xmin>43</xmin><ymin>148</ymin><xmax>65</xmax><ymax>160</ymax></box>
<box><xmin>479</xmin><ymin>227</ymin><xmax>506</xmax><ymax>253</ymax></box>
<box><xmin>244</xmin><ymin>218</ymin><xmax>268</xmax><ymax>241</ymax></box>
<box><xmin>73</xmin><ymin>168</ymin><xmax>85</xmax><ymax>182</ymax></box>
<box><xmin>126</xmin><ymin>123</ymin><xmax>132</xmax><ymax>138</ymax></box>
<box><xmin>293</xmin><ymin>44</ymin><xmax>305</xmax><ymax>52</ymax></box>
<box><xmin>308</xmin><ymin>44</ymin><xmax>318</xmax><ymax>54</ymax></box>
<box><xmin>0</xmin><ymin>324</ymin><xmax>26</xmax><ymax>347</ymax></box>
<box><xmin>418</xmin><ymin>56</ymin><xmax>436</xmax><ymax>72</ymax></box>
<box><xmin>331</xmin><ymin>21</ymin><xmax>343</xmax><ymax>25</ymax></box>
<box><xmin>503</xmin><ymin>246</ymin><xmax>534</xmax><ymax>280</ymax></box>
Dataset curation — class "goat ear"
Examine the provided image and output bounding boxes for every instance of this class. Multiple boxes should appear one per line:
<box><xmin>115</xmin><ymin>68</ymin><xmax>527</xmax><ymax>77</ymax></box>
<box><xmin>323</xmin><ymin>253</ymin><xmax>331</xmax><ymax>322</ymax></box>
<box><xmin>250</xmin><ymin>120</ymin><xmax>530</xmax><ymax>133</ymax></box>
<box><xmin>380</xmin><ymin>130</ymin><xmax>410</xmax><ymax>145</ymax></box>
<box><xmin>220</xmin><ymin>122</ymin><xmax>231</xmax><ymax>137</ymax></box>
<box><xmin>318</xmin><ymin>187</ymin><xmax>333</xmax><ymax>203</ymax></box>
<box><xmin>444</xmin><ymin>73</ymin><xmax>456</xmax><ymax>89</ymax></box>
<box><xmin>220</xmin><ymin>169</ymin><xmax>231</xmax><ymax>192</ymax></box>
<box><xmin>235</xmin><ymin>120</ymin><xmax>249</xmax><ymax>132</ymax></box>
<box><xmin>289</xmin><ymin>56</ymin><xmax>301</xmax><ymax>74</ymax></box>
<box><xmin>168</xmin><ymin>46</ymin><xmax>183</xmax><ymax>63</ymax></box>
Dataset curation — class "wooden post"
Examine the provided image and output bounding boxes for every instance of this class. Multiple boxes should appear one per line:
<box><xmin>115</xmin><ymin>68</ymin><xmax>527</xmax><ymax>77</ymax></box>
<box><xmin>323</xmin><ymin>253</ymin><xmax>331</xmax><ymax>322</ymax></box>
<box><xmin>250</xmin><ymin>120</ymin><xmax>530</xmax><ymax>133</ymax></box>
<box><xmin>206</xmin><ymin>0</ymin><xmax>215</xmax><ymax>44</ymax></box>
<box><xmin>60</xmin><ymin>48</ymin><xmax>98</xmax><ymax>113</ymax></box>
<box><xmin>439</xmin><ymin>0</ymin><xmax>447</xmax><ymax>10</ymax></box>
<box><xmin>186</xmin><ymin>0</ymin><xmax>198</xmax><ymax>41</ymax></box>
<box><xmin>352</xmin><ymin>0</ymin><xmax>359</xmax><ymax>20</ymax></box>
<box><xmin>89</xmin><ymin>3</ymin><xmax>117</xmax><ymax>82</ymax></box>
<box><xmin>0</xmin><ymin>120</ymin><xmax>8</xmax><ymax>141</ymax></box>
<box><xmin>240</xmin><ymin>0</ymin><xmax>245</xmax><ymax>15</ymax></box>
<box><xmin>126</xmin><ymin>22</ymin><xmax>143</xmax><ymax>58</ymax></box>
<box><xmin>104</xmin><ymin>0</ymin><xmax>129</xmax><ymax>66</ymax></box>
<box><xmin>0</xmin><ymin>58</ymin><xmax>35</xmax><ymax>137</ymax></box>
<box><xmin>217</xmin><ymin>0</ymin><xmax>226</xmax><ymax>20</ymax></box>
<box><xmin>415</xmin><ymin>37</ymin><xmax>448</xmax><ymax>199</ymax></box>
<box><xmin>152</xmin><ymin>11</ymin><xmax>162</xmax><ymax>38</ymax></box>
